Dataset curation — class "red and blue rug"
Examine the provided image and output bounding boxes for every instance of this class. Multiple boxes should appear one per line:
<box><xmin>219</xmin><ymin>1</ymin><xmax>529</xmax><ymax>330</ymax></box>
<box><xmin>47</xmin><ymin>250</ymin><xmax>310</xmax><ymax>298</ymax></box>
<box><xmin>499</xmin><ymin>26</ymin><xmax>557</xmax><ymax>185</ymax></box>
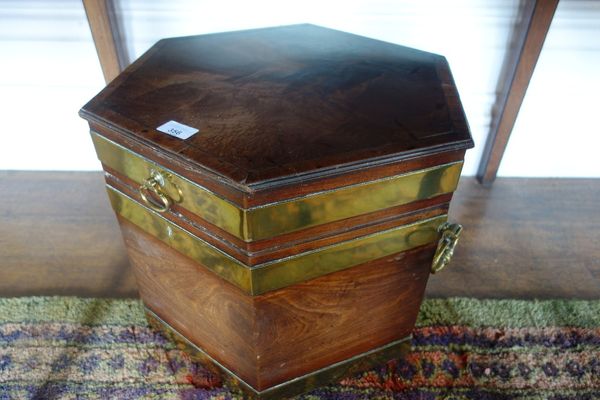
<box><xmin>0</xmin><ymin>297</ymin><xmax>598</xmax><ymax>399</ymax></box>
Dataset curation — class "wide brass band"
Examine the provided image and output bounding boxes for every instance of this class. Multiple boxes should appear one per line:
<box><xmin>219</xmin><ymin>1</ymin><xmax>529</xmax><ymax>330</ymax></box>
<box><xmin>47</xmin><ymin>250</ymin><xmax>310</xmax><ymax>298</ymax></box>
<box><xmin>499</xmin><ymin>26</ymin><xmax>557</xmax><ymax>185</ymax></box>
<box><xmin>91</xmin><ymin>132</ymin><xmax>245</xmax><ymax>238</ymax></box>
<box><xmin>107</xmin><ymin>186</ymin><xmax>447</xmax><ymax>295</ymax></box>
<box><xmin>92</xmin><ymin>132</ymin><xmax>462</xmax><ymax>242</ymax></box>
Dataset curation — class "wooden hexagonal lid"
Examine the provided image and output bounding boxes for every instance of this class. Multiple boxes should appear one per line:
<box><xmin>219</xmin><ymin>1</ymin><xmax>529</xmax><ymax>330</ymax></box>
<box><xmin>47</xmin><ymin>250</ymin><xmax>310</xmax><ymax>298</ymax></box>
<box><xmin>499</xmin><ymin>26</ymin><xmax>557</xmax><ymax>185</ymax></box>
<box><xmin>80</xmin><ymin>24</ymin><xmax>473</xmax><ymax>191</ymax></box>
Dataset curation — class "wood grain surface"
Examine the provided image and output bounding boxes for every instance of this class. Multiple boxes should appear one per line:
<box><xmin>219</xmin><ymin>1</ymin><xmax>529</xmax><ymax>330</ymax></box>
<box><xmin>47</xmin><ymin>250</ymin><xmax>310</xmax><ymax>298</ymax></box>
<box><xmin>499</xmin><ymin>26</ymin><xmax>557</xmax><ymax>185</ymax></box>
<box><xmin>80</xmin><ymin>24</ymin><xmax>473</xmax><ymax>189</ymax></box>
<box><xmin>427</xmin><ymin>177</ymin><xmax>600</xmax><ymax>298</ymax></box>
<box><xmin>0</xmin><ymin>171</ymin><xmax>133</xmax><ymax>297</ymax></box>
<box><xmin>0</xmin><ymin>171</ymin><xmax>598</xmax><ymax>299</ymax></box>
<box><xmin>121</xmin><ymin>217</ymin><xmax>432</xmax><ymax>389</ymax></box>
<box><xmin>253</xmin><ymin>245</ymin><xmax>432</xmax><ymax>388</ymax></box>
<box><xmin>121</xmin><ymin>217</ymin><xmax>257</xmax><ymax>386</ymax></box>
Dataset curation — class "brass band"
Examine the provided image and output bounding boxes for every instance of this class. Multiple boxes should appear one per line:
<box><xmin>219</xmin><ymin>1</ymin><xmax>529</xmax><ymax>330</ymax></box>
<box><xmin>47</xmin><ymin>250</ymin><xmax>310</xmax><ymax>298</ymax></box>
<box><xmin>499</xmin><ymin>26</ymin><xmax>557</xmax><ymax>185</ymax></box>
<box><xmin>92</xmin><ymin>132</ymin><xmax>244</xmax><ymax>238</ymax></box>
<box><xmin>92</xmin><ymin>132</ymin><xmax>462</xmax><ymax>242</ymax></box>
<box><xmin>107</xmin><ymin>186</ymin><xmax>447</xmax><ymax>295</ymax></box>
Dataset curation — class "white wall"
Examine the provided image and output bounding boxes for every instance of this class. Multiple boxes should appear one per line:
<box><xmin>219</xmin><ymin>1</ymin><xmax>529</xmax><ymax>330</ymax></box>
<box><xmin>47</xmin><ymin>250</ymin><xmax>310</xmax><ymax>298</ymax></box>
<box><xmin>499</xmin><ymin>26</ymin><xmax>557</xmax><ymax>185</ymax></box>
<box><xmin>0</xmin><ymin>0</ymin><xmax>105</xmax><ymax>170</ymax></box>
<box><xmin>0</xmin><ymin>0</ymin><xmax>598</xmax><ymax>176</ymax></box>
<box><xmin>499</xmin><ymin>0</ymin><xmax>600</xmax><ymax>177</ymax></box>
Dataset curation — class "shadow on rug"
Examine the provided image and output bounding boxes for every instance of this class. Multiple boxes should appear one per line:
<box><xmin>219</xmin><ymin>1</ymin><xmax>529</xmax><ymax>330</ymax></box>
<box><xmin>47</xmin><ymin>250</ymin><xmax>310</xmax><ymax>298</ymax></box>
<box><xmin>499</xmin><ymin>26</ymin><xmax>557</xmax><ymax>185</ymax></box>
<box><xmin>0</xmin><ymin>297</ymin><xmax>598</xmax><ymax>399</ymax></box>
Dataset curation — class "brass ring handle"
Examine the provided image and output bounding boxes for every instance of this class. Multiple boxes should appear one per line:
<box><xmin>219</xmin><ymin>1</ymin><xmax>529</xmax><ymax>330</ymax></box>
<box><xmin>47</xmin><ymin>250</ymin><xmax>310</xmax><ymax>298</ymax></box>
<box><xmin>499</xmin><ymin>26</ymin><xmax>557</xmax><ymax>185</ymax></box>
<box><xmin>139</xmin><ymin>175</ymin><xmax>172</xmax><ymax>213</ymax></box>
<box><xmin>168</xmin><ymin>180</ymin><xmax>184</xmax><ymax>204</ymax></box>
<box><xmin>431</xmin><ymin>222</ymin><xmax>463</xmax><ymax>274</ymax></box>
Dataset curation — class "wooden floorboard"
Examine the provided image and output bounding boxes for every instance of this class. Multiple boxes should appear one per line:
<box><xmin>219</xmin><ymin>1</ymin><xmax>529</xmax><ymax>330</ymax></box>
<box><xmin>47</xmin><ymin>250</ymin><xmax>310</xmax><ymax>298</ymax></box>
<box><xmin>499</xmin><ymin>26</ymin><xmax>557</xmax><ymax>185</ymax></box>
<box><xmin>0</xmin><ymin>171</ymin><xmax>598</xmax><ymax>299</ymax></box>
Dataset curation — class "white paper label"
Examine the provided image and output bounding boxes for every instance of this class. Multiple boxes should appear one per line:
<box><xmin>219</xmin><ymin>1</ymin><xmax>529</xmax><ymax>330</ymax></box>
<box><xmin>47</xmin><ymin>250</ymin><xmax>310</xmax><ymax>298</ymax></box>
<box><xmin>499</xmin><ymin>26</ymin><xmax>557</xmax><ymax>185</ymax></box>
<box><xmin>156</xmin><ymin>120</ymin><xmax>199</xmax><ymax>140</ymax></box>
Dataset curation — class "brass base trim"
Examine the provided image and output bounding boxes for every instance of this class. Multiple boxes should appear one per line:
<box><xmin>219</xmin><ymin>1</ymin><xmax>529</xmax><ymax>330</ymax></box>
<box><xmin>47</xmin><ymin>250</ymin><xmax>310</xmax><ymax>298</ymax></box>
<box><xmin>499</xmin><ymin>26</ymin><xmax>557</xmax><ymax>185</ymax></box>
<box><xmin>145</xmin><ymin>307</ymin><xmax>411</xmax><ymax>399</ymax></box>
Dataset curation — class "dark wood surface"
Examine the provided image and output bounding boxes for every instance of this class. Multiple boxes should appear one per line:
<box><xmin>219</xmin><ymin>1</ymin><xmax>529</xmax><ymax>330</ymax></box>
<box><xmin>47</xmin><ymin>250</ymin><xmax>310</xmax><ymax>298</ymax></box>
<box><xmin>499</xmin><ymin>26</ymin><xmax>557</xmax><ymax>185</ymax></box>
<box><xmin>122</xmin><ymin>218</ymin><xmax>257</xmax><ymax>386</ymax></box>
<box><xmin>477</xmin><ymin>0</ymin><xmax>558</xmax><ymax>185</ymax></box>
<box><xmin>81</xmin><ymin>24</ymin><xmax>473</xmax><ymax>190</ymax></box>
<box><xmin>122</xmin><ymin>217</ymin><xmax>431</xmax><ymax>389</ymax></box>
<box><xmin>1</xmin><ymin>171</ymin><xmax>598</xmax><ymax>299</ymax></box>
<box><xmin>0</xmin><ymin>171</ymin><xmax>135</xmax><ymax>298</ymax></box>
<box><xmin>254</xmin><ymin>245</ymin><xmax>431</xmax><ymax>388</ymax></box>
<box><xmin>427</xmin><ymin>177</ymin><xmax>600</xmax><ymax>299</ymax></box>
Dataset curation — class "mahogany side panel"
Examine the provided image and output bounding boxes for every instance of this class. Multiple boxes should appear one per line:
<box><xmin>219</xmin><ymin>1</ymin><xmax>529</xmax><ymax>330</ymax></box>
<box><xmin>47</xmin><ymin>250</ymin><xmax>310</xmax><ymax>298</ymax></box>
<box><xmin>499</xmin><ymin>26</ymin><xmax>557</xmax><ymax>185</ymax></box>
<box><xmin>254</xmin><ymin>244</ymin><xmax>433</xmax><ymax>389</ymax></box>
<box><xmin>119</xmin><ymin>218</ymin><xmax>259</xmax><ymax>386</ymax></box>
<box><xmin>119</xmin><ymin>218</ymin><xmax>433</xmax><ymax>391</ymax></box>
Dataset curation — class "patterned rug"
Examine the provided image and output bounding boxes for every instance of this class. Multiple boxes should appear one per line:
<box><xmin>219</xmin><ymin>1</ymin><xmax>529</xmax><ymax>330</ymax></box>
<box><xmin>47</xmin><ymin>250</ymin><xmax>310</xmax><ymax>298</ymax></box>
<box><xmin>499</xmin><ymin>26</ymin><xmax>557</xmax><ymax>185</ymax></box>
<box><xmin>0</xmin><ymin>298</ymin><xmax>598</xmax><ymax>399</ymax></box>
